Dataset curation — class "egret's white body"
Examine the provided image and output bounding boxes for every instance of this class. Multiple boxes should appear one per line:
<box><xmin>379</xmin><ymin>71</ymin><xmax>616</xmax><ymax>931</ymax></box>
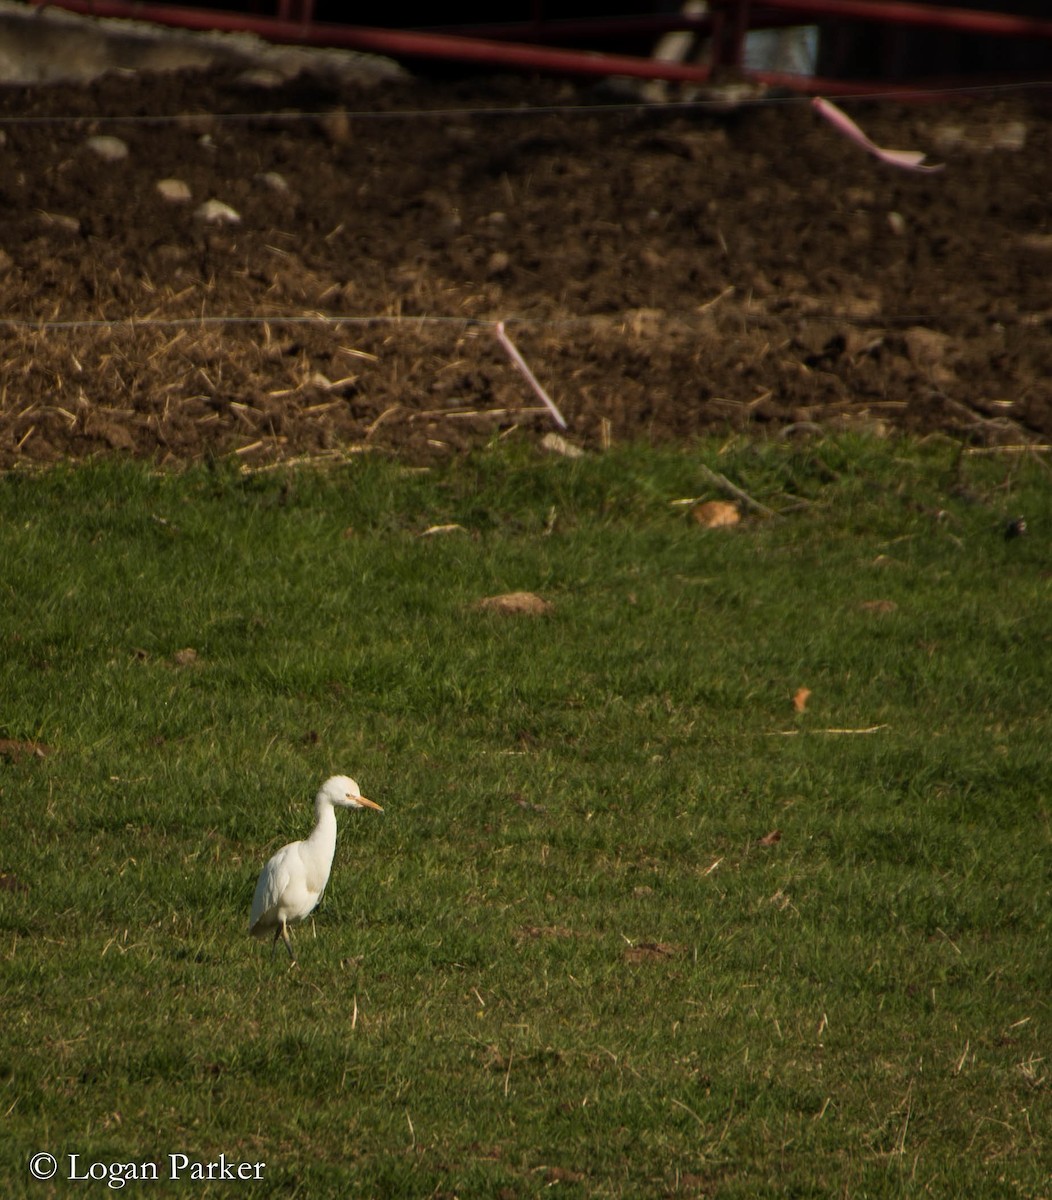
<box><xmin>249</xmin><ymin>775</ymin><xmax>382</xmax><ymax>961</ymax></box>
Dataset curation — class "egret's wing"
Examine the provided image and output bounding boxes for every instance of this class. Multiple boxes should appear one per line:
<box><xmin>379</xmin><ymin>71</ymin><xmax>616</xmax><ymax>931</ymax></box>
<box><xmin>249</xmin><ymin>843</ymin><xmax>295</xmax><ymax>934</ymax></box>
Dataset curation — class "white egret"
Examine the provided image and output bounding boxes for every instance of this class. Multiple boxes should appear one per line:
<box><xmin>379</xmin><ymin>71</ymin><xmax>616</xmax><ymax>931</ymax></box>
<box><xmin>249</xmin><ymin>775</ymin><xmax>383</xmax><ymax>962</ymax></box>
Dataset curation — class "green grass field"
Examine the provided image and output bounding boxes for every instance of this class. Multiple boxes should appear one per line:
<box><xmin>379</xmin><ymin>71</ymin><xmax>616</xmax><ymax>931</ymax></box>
<box><xmin>1</xmin><ymin>437</ymin><xmax>1048</xmax><ymax>1197</ymax></box>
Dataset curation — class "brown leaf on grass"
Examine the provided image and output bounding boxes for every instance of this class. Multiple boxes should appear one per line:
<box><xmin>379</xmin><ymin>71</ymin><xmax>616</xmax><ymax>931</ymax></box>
<box><xmin>475</xmin><ymin>591</ymin><xmax>552</xmax><ymax>616</ymax></box>
<box><xmin>512</xmin><ymin>793</ymin><xmax>546</xmax><ymax>813</ymax></box>
<box><xmin>478</xmin><ymin>1043</ymin><xmax>509</xmax><ymax>1071</ymax></box>
<box><xmin>758</xmin><ymin>830</ymin><xmax>782</xmax><ymax>847</ymax></box>
<box><xmin>792</xmin><ymin>686</ymin><xmax>811</xmax><ymax>713</ymax></box>
<box><xmin>515</xmin><ymin>924</ymin><xmax>575</xmax><ymax>942</ymax></box>
<box><xmin>0</xmin><ymin>871</ymin><xmax>28</xmax><ymax>893</ymax></box>
<box><xmin>0</xmin><ymin>739</ymin><xmax>51</xmax><ymax>762</ymax></box>
<box><xmin>545</xmin><ymin>1167</ymin><xmax>586</xmax><ymax>1185</ymax></box>
<box><xmin>623</xmin><ymin>941</ymin><xmax>685</xmax><ymax>963</ymax></box>
<box><xmin>691</xmin><ymin>499</ymin><xmax>740</xmax><ymax>529</ymax></box>
<box><xmin>171</xmin><ymin>648</ymin><xmax>198</xmax><ymax>666</ymax></box>
<box><xmin>680</xmin><ymin>1174</ymin><xmax>719</xmax><ymax>1193</ymax></box>
<box><xmin>469</xmin><ymin>1143</ymin><xmax>504</xmax><ymax>1162</ymax></box>
<box><xmin>859</xmin><ymin>599</ymin><xmax>898</xmax><ymax>614</ymax></box>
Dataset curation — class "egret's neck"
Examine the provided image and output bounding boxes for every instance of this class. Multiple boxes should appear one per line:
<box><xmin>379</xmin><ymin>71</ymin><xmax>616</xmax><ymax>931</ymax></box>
<box><xmin>307</xmin><ymin>797</ymin><xmax>338</xmax><ymax>855</ymax></box>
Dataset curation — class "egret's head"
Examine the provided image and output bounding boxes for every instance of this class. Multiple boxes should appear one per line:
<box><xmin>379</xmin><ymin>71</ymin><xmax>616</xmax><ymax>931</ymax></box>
<box><xmin>319</xmin><ymin>774</ymin><xmax>383</xmax><ymax>812</ymax></box>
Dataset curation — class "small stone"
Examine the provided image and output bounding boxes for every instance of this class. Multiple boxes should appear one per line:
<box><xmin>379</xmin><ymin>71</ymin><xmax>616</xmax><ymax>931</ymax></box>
<box><xmin>156</xmin><ymin>178</ymin><xmax>191</xmax><ymax>203</ymax></box>
<box><xmin>886</xmin><ymin>211</ymin><xmax>906</xmax><ymax>236</ymax></box>
<box><xmin>236</xmin><ymin>67</ymin><xmax>286</xmax><ymax>89</ymax></box>
<box><xmin>85</xmin><ymin>134</ymin><xmax>129</xmax><ymax>162</ymax></box>
<box><xmin>257</xmin><ymin>171</ymin><xmax>290</xmax><ymax>193</ymax></box>
<box><xmin>318</xmin><ymin>110</ymin><xmax>351</xmax><ymax>145</ymax></box>
<box><xmin>195</xmin><ymin>199</ymin><xmax>241</xmax><ymax>224</ymax></box>
<box><xmin>932</xmin><ymin>123</ymin><xmax>965</xmax><ymax>152</ymax></box>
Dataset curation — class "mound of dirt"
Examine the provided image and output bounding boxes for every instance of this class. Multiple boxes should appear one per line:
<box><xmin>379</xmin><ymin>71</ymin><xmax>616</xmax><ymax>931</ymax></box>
<box><xmin>0</xmin><ymin>66</ymin><xmax>1049</xmax><ymax>467</ymax></box>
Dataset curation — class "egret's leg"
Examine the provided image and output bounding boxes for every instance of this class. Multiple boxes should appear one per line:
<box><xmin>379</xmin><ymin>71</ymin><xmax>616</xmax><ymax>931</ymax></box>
<box><xmin>280</xmin><ymin>920</ymin><xmax>296</xmax><ymax>963</ymax></box>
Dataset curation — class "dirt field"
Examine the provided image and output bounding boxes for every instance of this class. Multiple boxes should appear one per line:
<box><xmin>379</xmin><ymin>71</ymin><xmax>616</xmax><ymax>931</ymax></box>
<box><xmin>0</xmin><ymin>65</ymin><xmax>1049</xmax><ymax>466</ymax></box>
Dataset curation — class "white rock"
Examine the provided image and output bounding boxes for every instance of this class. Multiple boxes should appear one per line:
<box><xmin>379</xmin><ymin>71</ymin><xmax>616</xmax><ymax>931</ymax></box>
<box><xmin>256</xmin><ymin>171</ymin><xmax>290</xmax><ymax>193</ymax></box>
<box><xmin>195</xmin><ymin>199</ymin><xmax>241</xmax><ymax>224</ymax></box>
<box><xmin>85</xmin><ymin>134</ymin><xmax>128</xmax><ymax>162</ymax></box>
<box><xmin>156</xmin><ymin>178</ymin><xmax>191</xmax><ymax>203</ymax></box>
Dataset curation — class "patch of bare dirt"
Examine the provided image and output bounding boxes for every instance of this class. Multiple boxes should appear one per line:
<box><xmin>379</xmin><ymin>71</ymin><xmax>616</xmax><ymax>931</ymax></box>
<box><xmin>0</xmin><ymin>67</ymin><xmax>1049</xmax><ymax>467</ymax></box>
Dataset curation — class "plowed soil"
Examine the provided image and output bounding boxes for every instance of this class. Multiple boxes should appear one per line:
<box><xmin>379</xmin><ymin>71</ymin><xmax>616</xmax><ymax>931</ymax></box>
<box><xmin>1</xmin><ymin>66</ymin><xmax>1050</xmax><ymax>467</ymax></box>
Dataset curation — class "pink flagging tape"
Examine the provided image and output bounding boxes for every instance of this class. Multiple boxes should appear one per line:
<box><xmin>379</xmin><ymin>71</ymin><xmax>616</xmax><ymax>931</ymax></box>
<box><xmin>812</xmin><ymin>97</ymin><xmax>944</xmax><ymax>174</ymax></box>
<box><xmin>495</xmin><ymin>320</ymin><xmax>568</xmax><ymax>430</ymax></box>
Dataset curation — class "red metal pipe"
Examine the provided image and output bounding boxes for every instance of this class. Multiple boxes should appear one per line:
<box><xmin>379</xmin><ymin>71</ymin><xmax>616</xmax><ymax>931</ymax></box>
<box><xmin>273</xmin><ymin>22</ymin><xmax>720</xmax><ymax>82</ymax></box>
<box><xmin>426</xmin><ymin>2</ymin><xmax>1052</xmax><ymax>45</ymax></box>
<box><xmin>422</xmin><ymin>14</ymin><xmax>716</xmax><ymax>44</ymax></box>
<box><xmin>731</xmin><ymin>0</ymin><xmax>1052</xmax><ymax>39</ymax></box>
<box><xmin>745</xmin><ymin>67</ymin><xmax>1031</xmax><ymax>98</ymax></box>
